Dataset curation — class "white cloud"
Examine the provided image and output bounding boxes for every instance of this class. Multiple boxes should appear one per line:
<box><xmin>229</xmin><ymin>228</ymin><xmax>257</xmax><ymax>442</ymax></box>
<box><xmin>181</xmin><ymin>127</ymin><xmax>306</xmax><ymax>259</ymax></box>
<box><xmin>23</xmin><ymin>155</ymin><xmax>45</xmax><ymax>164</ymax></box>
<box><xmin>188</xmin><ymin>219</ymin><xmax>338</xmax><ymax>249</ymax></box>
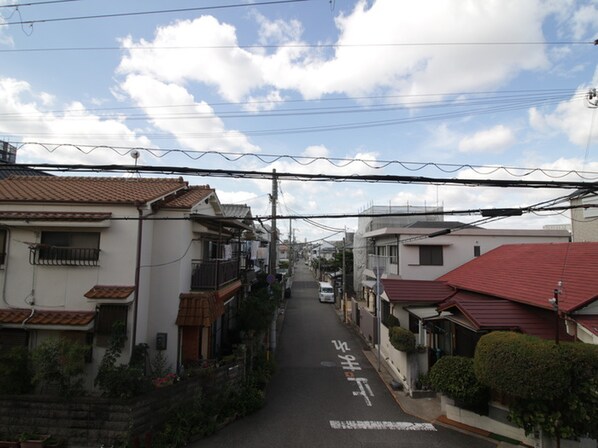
<box><xmin>252</xmin><ymin>11</ymin><xmax>303</xmax><ymax>45</ymax></box>
<box><xmin>120</xmin><ymin>74</ymin><xmax>260</xmax><ymax>153</ymax></box>
<box><xmin>117</xmin><ymin>0</ymin><xmax>552</xmax><ymax>104</ymax></box>
<box><xmin>458</xmin><ymin>125</ymin><xmax>515</xmax><ymax>154</ymax></box>
<box><xmin>0</xmin><ymin>78</ymin><xmax>151</xmax><ymax>165</ymax></box>
<box><xmin>570</xmin><ymin>4</ymin><xmax>598</xmax><ymax>40</ymax></box>
<box><xmin>118</xmin><ymin>16</ymin><xmax>264</xmax><ymax>102</ymax></box>
<box><xmin>529</xmin><ymin>86</ymin><xmax>597</xmax><ymax>147</ymax></box>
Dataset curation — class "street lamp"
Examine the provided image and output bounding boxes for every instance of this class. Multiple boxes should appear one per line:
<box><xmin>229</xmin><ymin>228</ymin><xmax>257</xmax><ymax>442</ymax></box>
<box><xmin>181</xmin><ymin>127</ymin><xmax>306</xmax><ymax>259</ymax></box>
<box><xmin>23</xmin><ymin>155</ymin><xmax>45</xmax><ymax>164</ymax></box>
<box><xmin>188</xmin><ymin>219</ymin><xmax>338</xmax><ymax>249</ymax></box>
<box><xmin>548</xmin><ymin>281</ymin><xmax>562</xmax><ymax>345</ymax></box>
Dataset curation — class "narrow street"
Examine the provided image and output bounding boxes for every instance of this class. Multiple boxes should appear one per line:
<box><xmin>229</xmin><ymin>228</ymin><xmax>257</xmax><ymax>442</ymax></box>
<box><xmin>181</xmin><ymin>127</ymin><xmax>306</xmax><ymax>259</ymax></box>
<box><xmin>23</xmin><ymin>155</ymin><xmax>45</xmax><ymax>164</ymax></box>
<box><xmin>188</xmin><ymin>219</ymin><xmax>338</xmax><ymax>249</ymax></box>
<box><xmin>193</xmin><ymin>262</ymin><xmax>495</xmax><ymax>448</ymax></box>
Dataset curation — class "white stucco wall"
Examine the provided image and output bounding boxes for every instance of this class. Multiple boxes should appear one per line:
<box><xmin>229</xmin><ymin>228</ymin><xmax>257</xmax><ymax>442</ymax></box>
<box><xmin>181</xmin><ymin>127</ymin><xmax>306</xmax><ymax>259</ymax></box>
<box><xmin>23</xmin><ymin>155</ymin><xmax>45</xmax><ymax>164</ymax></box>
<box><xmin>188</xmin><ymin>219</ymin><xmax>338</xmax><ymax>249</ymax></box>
<box><xmin>368</xmin><ymin>229</ymin><xmax>571</xmax><ymax>281</ymax></box>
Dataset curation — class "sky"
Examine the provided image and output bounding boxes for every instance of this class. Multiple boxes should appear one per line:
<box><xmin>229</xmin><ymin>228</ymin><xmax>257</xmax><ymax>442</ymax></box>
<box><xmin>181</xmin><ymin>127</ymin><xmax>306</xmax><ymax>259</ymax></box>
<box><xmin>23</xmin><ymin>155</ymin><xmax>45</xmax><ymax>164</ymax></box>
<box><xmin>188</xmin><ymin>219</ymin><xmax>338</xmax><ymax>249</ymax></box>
<box><xmin>1</xmin><ymin>0</ymin><xmax>597</xmax><ymax>244</ymax></box>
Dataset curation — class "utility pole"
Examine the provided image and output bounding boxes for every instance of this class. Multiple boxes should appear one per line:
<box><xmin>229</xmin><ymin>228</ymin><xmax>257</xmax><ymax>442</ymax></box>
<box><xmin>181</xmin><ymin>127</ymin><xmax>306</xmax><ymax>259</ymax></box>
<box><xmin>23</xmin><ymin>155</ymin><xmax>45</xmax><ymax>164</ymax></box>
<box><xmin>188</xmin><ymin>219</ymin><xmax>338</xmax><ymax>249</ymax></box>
<box><xmin>269</xmin><ymin>169</ymin><xmax>277</xmax><ymax>277</ymax></box>
<box><xmin>267</xmin><ymin>169</ymin><xmax>278</xmax><ymax>360</ymax></box>
<box><xmin>342</xmin><ymin>228</ymin><xmax>347</xmax><ymax>323</ymax></box>
<box><xmin>289</xmin><ymin>218</ymin><xmax>292</xmax><ymax>275</ymax></box>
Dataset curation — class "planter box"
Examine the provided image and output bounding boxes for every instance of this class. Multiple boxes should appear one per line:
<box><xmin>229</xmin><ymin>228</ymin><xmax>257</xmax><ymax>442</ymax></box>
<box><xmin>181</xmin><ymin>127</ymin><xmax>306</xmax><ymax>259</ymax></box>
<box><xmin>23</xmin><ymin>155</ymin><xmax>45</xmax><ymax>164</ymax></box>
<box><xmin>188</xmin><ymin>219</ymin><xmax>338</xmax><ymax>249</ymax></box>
<box><xmin>0</xmin><ymin>441</ymin><xmax>20</xmax><ymax>448</ymax></box>
<box><xmin>410</xmin><ymin>389</ymin><xmax>436</xmax><ymax>399</ymax></box>
<box><xmin>20</xmin><ymin>435</ymin><xmax>49</xmax><ymax>448</ymax></box>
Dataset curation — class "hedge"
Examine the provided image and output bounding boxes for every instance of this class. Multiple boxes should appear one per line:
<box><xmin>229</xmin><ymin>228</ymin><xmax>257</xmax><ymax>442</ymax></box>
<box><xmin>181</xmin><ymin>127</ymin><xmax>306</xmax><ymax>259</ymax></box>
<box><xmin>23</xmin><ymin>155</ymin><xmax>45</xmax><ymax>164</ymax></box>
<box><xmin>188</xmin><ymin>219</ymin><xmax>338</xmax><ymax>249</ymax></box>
<box><xmin>389</xmin><ymin>326</ymin><xmax>416</xmax><ymax>353</ymax></box>
<box><xmin>474</xmin><ymin>332</ymin><xmax>570</xmax><ymax>400</ymax></box>
<box><xmin>475</xmin><ymin>331</ymin><xmax>598</xmax><ymax>440</ymax></box>
<box><xmin>428</xmin><ymin>355</ymin><xmax>489</xmax><ymax>411</ymax></box>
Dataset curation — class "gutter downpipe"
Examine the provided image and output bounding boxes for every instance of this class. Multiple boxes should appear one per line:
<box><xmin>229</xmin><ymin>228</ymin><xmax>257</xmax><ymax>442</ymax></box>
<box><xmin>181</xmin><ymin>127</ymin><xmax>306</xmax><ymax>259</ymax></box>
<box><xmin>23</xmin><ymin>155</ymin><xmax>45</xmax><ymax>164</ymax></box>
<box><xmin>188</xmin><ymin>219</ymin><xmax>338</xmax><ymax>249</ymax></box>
<box><xmin>131</xmin><ymin>204</ymin><xmax>145</xmax><ymax>354</ymax></box>
<box><xmin>1</xmin><ymin>226</ymin><xmax>13</xmax><ymax>309</ymax></box>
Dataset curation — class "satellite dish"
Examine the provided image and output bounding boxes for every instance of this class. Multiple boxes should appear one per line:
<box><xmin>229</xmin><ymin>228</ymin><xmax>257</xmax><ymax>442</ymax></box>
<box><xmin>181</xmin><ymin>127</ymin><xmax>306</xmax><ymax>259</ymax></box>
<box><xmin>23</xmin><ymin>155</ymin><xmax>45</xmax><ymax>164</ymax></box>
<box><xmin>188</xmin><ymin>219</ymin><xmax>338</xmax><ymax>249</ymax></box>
<box><xmin>130</xmin><ymin>150</ymin><xmax>140</xmax><ymax>160</ymax></box>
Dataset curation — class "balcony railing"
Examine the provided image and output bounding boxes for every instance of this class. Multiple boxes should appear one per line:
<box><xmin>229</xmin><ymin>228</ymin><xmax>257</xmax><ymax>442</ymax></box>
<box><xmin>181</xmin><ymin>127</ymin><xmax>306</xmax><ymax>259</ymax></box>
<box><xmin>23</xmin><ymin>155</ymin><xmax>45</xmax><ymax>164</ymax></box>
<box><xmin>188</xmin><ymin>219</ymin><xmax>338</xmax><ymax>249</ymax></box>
<box><xmin>367</xmin><ymin>254</ymin><xmax>391</xmax><ymax>275</ymax></box>
<box><xmin>191</xmin><ymin>258</ymin><xmax>239</xmax><ymax>290</ymax></box>
<box><xmin>29</xmin><ymin>245</ymin><xmax>100</xmax><ymax>266</ymax></box>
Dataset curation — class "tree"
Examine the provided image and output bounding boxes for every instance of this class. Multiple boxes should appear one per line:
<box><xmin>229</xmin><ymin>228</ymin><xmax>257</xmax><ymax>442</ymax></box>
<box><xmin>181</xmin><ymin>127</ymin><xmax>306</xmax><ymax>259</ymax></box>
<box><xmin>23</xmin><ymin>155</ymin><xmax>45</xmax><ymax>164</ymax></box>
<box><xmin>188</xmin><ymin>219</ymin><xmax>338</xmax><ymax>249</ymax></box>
<box><xmin>475</xmin><ymin>332</ymin><xmax>598</xmax><ymax>441</ymax></box>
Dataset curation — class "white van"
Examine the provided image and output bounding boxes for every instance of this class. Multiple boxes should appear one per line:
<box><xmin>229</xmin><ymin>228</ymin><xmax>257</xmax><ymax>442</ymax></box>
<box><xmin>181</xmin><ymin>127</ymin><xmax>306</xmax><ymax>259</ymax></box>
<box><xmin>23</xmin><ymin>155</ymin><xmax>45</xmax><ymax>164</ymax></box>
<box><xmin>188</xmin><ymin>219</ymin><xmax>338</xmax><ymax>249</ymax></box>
<box><xmin>318</xmin><ymin>282</ymin><xmax>335</xmax><ymax>303</ymax></box>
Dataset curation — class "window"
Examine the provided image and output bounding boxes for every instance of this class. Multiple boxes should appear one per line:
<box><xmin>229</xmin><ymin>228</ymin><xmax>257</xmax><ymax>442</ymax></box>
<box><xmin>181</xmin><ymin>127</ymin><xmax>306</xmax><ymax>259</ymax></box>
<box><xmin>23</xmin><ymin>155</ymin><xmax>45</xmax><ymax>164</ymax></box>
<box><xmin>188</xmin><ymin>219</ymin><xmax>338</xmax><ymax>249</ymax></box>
<box><xmin>33</xmin><ymin>231</ymin><xmax>100</xmax><ymax>266</ymax></box>
<box><xmin>409</xmin><ymin>313</ymin><xmax>420</xmax><ymax>334</ymax></box>
<box><xmin>381</xmin><ymin>300</ymin><xmax>390</xmax><ymax>324</ymax></box>
<box><xmin>96</xmin><ymin>304</ymin><xmax>128</xmax><ymax>335</ymax></box>
<box><xmin>0</xmin><ymin>229</ymin><xmax>6</xmax><ymax>265</ymax></box>
<box><xmin>474</xmin><ymin>245</ymin><xmax>481</xmax><ymax>257</ymax></box>
<box><xmin>376</xmin><ymin>246</ymin><xmax>386</xmax><ymax>256</ymax></box>
<box><xmin>205</xmin><ymin>240</ymin><xmax>225</xmax><ymax>259</ymax></box>
<box><xmin>389</xmin><ymin>245</ymin><xmax>398</xmax><ymax>264</ymax></box>
<box><xmin>0</xmin><ymin>328</ymin><xmax>28</xmax><ymax>350</ymax></box>
<box><xmin>419</xmin><ymin>245</ymin><xmax>443</xmax><ymax>266</ymax></box>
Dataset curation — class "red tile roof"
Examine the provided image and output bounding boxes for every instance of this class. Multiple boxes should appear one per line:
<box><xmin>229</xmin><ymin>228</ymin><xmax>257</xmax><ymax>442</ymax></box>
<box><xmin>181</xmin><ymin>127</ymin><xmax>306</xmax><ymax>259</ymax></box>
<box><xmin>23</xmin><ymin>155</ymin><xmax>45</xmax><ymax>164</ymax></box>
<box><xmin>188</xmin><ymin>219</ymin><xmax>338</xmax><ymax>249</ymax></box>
<box><xmin>176</xmin><ymin>281</ymin><xmax>241</xmax><ymax>326</ymax></box>
<box><xmin>573</xmin><ymin>315</ymin><xmax>598</xmax><ymax>336</ymax></box>
<box><xmin>84</xmin><ymin>285</ymin><xmax>135</xmax><ymax>299</ymax></box>
<box><xmin>0</xmin><ymin>176</ymin><xmax>187</xmax><ymax>205</ymax></box>
<box><xmin>381</xmin><ymin>279</ymin><xmax>455</xmax><ymax>303</ymax></box>
<box><xmin>438</xmin><ymin>291</ymin><xmax>572</xmax><ymax>340</ymax></box>
<box><xmin>0</xmin><ymin>308</ymin><xmax>95</xmax><ymax>327</ymax></box>
<box><xmin>0</xmin><ymin>211</ymin><xmax>112</xmax><ymax>221</ymax></box>
<box><xmin>161</xmin><ymin>185</ymin><xmax>214</xmax><ymax>209</ymax></box>
<box><xmin>437</xmin><ymin>243</ymin><xmax>598</xmax><ymax>313</ymax></box>
<box><xmin>176</xmin><ymin>292</ymin><xmax>224</xmax><ymax>327</ymax></box>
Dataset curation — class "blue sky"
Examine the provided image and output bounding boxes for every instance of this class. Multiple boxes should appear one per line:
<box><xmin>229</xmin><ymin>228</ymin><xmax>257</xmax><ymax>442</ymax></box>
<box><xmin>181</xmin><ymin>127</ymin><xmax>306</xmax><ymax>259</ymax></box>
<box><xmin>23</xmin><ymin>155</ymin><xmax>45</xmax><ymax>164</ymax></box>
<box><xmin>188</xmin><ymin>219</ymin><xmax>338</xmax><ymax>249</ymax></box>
<box><xmin>1</xmin><ymin>0</ymin><xmax>597</xmax><ymax>243</ymax></box>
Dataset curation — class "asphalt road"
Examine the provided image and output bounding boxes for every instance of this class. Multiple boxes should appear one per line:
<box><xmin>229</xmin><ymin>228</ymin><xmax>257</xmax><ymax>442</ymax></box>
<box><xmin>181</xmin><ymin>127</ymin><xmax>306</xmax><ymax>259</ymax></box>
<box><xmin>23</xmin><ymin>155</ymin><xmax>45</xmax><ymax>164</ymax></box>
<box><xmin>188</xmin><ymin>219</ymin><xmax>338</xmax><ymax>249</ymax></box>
<box><xmin>193</xmin><ymin>263</ymin><xmax>495</xmax><ymax>448</ymax></box>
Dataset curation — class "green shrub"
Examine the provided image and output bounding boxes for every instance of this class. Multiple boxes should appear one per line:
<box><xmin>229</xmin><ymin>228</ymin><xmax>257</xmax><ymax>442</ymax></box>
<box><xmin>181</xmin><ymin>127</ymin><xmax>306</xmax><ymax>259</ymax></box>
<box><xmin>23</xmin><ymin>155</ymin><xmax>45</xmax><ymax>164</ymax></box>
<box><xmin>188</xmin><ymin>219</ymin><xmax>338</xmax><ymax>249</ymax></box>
<box><xmin>382</xmin><ymin>314</ymin><xmax>400</xmax><ymax>329</ymax></box>
<box><xmin>474</xmin><ymin>331</ymin><xmax>569</xmax><ymax>400</ymax></box>
<box><xmin>94</xmin><ymin>322</ymin><xmax>150</xmax><ymax>398</ymax></box>
<box><xmin>389</xmin><ymin>326</ymin><xmax>416</xmax><ymax>352</ymax></box>
<box><xmin>238</xmin><ymin>288</ymin><xmax>278</xmax><ymax>336</ymax></box>
<box><xmin>429</xmin><ymin>355</ymin><xmax>489</xmax><ymax>412</ymax></box>
<box><xmin>474</xmin><ymin>332</ymin><xmax>598</xmax><ymax>441</ymax></box>
<box><xmin>32</xmin><ymin>337</ymin><xmax>88</xmax><ymax>397</ymax></box>
<box><xmin>0</xmin><ymin>346</ymin><xmax>33</xmax><ymax>394</ymax></box>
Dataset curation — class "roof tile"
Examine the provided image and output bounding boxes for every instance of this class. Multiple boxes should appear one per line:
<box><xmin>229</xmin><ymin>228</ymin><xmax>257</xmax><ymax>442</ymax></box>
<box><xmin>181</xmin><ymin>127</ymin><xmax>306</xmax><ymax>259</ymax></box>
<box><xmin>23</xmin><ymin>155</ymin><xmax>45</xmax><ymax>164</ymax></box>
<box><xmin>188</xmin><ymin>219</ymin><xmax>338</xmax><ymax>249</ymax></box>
<box><xmin>381</xmin><ymin>279</ymin><xmax>454</xmax><ymax>303</ymax></box>
<box><xmin>176</xmin><ymin>292</ymin><xmax>224</xmax><ymax>327</ymax></box>
<box><xmin>437</xmin><ymin>243</ymin><xmax>598</xmax><ymax>313</ymax></box>
<box><xmin>161</xmin><ymin>185</ymin><xmax>213</xmax><ymax>209</ymax></box>
<box><xmin>0</xmin><ymin>211</ymin><xmax>112</xmax><ymax>221</ymax></box>
<box><xmin>84</xmin><ymin>285</ymin><xmax>135</xmax><ymax>299</ymax></box>
<box><xmin>438</xmin><ymin>291</ymin><xmax>572</xmax><ymax>340</ymax></box>
<box><xmin>0</xmin><ymin>308</ymin><xmax>95</xmax><ymax>326</ymax></box>
<box><xmin>0</xmin><ymin>176</ymin><xmax>187</xmax><ymax>205</ymax></box>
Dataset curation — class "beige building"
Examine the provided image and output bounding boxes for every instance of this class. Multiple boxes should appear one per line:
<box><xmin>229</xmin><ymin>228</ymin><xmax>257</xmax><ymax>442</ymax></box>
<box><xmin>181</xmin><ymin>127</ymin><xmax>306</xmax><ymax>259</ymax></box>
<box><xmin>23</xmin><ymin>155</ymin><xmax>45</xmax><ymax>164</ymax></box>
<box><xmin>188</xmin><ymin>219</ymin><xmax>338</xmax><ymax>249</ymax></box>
<box><xmin>570</xmin><ymin>190</ymin><xmax>598</xmax><ymax>242</ymax></box>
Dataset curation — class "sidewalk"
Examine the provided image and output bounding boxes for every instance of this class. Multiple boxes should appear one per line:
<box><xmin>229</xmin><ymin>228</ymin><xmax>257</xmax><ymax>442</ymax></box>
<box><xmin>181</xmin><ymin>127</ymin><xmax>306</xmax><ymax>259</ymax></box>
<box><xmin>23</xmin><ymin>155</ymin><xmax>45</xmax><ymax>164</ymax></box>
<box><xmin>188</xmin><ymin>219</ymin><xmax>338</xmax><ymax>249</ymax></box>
<box><xmin>363</xmin><ymin>349</ymin><xmax>521</xmax><ymax>447</ymax></box>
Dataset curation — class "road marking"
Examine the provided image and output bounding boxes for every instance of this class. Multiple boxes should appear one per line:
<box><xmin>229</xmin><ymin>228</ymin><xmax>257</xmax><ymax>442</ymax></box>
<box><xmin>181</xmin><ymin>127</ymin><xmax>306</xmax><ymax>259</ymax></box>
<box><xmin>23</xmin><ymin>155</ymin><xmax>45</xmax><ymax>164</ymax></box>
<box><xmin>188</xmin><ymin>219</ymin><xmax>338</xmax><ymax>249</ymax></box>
<box><xmin>331</xmin><ymin>340</ymin><xmax>374</xmax><ymax>406</ymax></box>
<box><xmin>329</xmin><ymin>420</ymin><xmax>436</xmax><ymax>431</ymax></box>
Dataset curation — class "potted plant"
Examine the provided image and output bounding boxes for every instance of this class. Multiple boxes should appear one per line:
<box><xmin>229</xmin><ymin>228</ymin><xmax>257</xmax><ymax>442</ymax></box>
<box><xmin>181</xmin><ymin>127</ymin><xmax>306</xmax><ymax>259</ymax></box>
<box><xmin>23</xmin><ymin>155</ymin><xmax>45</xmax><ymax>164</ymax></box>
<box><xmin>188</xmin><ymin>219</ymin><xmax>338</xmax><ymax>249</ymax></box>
<box><xmin>19</xmin><ymin>433</ymin><xmax>50</xmax><ymax>448</ymax></box>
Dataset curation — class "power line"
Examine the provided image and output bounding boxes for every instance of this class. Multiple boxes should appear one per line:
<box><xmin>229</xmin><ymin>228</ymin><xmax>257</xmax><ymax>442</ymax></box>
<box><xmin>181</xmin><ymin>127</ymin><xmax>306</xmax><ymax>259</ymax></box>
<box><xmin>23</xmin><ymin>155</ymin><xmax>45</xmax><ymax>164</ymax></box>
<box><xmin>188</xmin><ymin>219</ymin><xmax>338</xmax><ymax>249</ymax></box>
<box><xmin>0</xmin><ymin>41</ymin><xmax>594</xmax><ymax>51</ymax></box>
<box><xmin>15</xmin><ymin>143</ymin><xmax>598</xmax><ymax>180</ymax></box>
<box><xmin>0</xmin><ymin>88</ymin><xmax>587</xmax><ymax>117</ymax></box>
<box><xmin>64</xmin><ymin>203</ymin><xmax>596</xmax><ymax>222</ymax></box>
<box><xmin>0</xmin><ymin>0</ymin><xmax>313</xmax><ymax>26</ymax></box>
<box><xmin>0</xmin><ymin>0</ymin><xmax>85</xmax><ymax>8</ymax></box>
<box><xmin>0</xmin><ymin>91</ymin><xmax>582</xmax><ymax>122</ymax></box>
<box><xmin>14</xmin><ymin>162</ymin><xmax>598</xmax><ymax>190</ymax></box>
<box><xmin>7</xmin><ymin>92</ymin><xmax>581</xmax><ymax>139</ymax></box>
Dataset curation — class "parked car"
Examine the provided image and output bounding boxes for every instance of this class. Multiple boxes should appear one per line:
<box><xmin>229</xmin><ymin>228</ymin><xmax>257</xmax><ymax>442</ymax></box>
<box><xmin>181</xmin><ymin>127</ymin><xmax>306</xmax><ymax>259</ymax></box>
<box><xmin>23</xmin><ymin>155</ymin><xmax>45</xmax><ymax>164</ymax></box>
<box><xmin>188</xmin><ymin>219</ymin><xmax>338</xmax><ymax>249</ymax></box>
<box><xmin>318</xmin><ymin>282</ymin><xmax>334</xmax><ymax>303</ymax></box>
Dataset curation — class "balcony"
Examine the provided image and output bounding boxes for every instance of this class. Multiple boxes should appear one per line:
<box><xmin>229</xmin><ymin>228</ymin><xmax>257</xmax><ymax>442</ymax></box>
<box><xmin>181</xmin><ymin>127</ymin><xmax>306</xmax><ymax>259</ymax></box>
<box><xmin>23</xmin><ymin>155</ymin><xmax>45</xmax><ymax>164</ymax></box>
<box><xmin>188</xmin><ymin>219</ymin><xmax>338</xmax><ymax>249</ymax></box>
<box><xmin>191</xmin><ymin>258</ymin><xmax>239</xmax><ymax>290</ymax></box>
<box><xmin>367</xmin><ymin>254</ymin><xmax>391</xmax><ymax>275</ymax></box>
<box><xmin>29</xmin><ymin>245</ymin><xmax>100</xmax><ymax>266</ymax></box>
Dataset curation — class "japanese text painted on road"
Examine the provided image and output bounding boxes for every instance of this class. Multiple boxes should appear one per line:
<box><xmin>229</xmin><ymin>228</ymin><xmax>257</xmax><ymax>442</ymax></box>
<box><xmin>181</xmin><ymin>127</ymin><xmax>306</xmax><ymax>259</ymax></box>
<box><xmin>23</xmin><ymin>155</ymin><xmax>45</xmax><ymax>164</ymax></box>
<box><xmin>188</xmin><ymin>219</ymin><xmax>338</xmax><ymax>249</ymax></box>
<box><xmin>331</xmin><ymin>340</ymin><xmax>374</xmax><ymax>407</ymax></box>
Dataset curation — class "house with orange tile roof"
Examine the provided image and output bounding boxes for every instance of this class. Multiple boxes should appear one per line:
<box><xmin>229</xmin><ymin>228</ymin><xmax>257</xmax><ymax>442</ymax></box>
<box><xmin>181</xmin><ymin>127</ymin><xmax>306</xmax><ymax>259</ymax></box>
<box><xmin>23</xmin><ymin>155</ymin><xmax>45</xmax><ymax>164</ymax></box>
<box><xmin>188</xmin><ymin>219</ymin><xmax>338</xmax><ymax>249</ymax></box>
<box><xmin>0</xmin><ymin>175</ymin><xmax>253</xmax><ymax>391</ymax></box>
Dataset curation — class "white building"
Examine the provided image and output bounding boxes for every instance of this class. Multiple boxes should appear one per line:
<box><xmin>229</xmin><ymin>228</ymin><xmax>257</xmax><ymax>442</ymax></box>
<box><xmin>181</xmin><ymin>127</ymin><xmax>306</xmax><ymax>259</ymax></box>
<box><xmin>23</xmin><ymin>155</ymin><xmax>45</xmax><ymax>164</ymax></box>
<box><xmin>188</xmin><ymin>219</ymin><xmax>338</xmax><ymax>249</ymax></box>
<box><xmin>353</xmin><ymin>205</ymin><xmax>443</xmax><ymax>296</ymax></box>
<box><xmin>0</xmin><ymin>176</ymin><xmax>248</xmax><ymax>390</ymax></box>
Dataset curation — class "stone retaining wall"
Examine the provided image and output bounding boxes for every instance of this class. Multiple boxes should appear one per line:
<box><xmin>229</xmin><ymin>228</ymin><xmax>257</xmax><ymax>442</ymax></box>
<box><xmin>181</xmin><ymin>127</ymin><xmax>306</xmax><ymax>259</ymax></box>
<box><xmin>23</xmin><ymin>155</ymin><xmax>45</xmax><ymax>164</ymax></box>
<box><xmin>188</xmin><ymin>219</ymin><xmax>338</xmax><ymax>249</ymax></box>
<box><xmin>0</xmin><ymin>362</ymin><xmax>242</xmax><ymax>447</ymax></box>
